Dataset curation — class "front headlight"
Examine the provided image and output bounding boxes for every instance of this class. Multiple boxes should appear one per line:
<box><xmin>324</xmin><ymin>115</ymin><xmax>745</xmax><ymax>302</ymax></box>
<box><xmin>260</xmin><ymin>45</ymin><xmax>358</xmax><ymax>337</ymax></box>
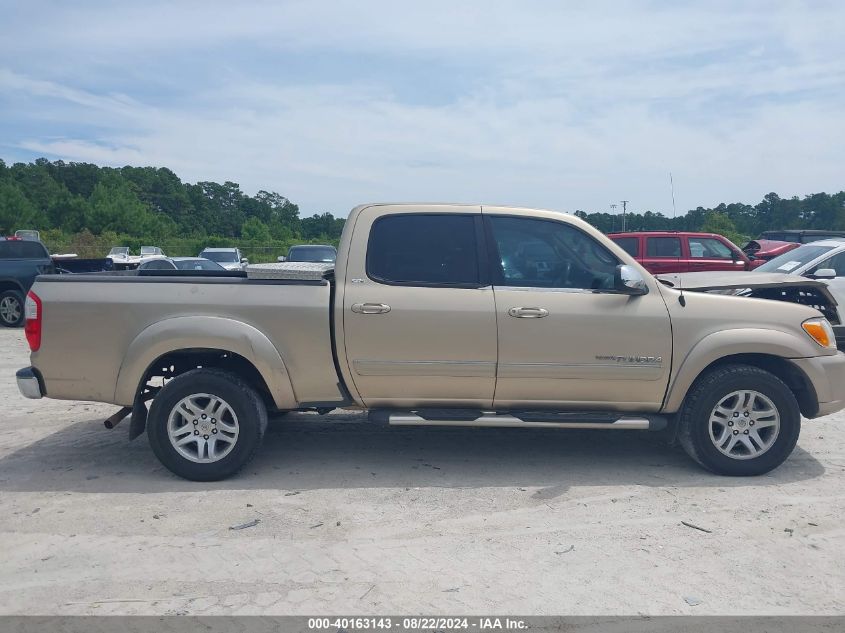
<box><xmin>802</xmin><ymin>317</ymin><xmax>836</xmax><ymax>350</ymax></box>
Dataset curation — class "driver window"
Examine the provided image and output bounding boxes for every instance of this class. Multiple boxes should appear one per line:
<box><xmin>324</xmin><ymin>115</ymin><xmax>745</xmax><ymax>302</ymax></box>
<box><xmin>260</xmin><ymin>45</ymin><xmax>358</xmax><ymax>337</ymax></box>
<box><xmin>487</xmin><ymin>216</ymin><xmax>618</xmax><ymax>290</ymax></box>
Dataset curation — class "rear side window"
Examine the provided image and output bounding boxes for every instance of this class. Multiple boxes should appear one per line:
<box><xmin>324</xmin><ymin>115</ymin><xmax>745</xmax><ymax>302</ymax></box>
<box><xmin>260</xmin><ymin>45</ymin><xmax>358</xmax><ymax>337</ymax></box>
<box><xmin>611</xmin><ymin>237</ymin><xmax>639</xmax><ymax>257</ymax></box>
<box><xmin>646</xmin><ymin>237</ymin><xmax>681</xmax><ymax>258</ymax></box>
<box><xmin>0</xmin><ymin>240</ymin><xmax>49</xmax><ymax>259</ymax></box>
<box><xmin>367</xmin><ymin>214</ymin><xmax>479</xmax><ymax>285</ymax></box>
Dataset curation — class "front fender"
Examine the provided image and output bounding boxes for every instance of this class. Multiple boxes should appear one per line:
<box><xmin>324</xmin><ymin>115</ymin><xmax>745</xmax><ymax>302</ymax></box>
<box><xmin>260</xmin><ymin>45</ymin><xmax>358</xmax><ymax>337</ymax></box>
<box><xmin>114</xmin><ymin>316</ymin><xmax>297</xmax><ymax>409</ymax></box>
<box><xmin>663</xmin><ymin>327</ymin><xmax>823</xmax><ymax>413</ymax></box>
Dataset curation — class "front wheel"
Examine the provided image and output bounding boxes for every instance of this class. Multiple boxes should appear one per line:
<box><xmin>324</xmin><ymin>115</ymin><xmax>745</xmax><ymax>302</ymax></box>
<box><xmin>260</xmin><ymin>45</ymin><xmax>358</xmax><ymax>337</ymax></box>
<box><xmin>678</xmin><ymin>364</ymin><xmax>800</xmax><ymax>476</ymax></box>
<box><xmin>147</xmin><ymin>369</ymin><xmax>268</xmax><ymax>481</ymax></box>
<box><xmin>0</xmin><ymin>290</ymin><xmax>24</xmax><ymax>327</ymax></box>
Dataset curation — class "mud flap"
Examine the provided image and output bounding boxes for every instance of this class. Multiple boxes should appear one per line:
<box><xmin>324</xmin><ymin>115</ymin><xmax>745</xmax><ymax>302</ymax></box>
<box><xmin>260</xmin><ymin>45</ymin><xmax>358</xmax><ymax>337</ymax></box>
<box><xmin>128</xmin><ymin>398</ymin><xmax>148</xmax><ymax>441</ymax></box>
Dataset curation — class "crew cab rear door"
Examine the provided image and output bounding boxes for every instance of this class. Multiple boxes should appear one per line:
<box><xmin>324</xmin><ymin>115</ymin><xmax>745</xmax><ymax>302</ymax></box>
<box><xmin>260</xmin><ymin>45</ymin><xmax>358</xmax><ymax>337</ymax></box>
<box><xmin>484</xmin><ymin>210</ymin><xmax>672</xmax><ymax>410</ymax></box>
<box><xmin>643</xmin><ymin>235</ymin><xmax>688</xmax><ymax>274</ymax></box>
<box><xmin>342</xmin><ymin>205</ymin><xmax>497</xmax><ymax>408</ymax></box>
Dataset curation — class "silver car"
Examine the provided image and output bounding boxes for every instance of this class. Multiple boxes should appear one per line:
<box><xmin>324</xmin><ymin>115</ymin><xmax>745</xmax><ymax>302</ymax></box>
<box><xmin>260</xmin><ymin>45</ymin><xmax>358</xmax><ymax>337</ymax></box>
<box><xmin>198</xmin><ymin>248</ymin><xmax>248</xmax><ymax>271</ymax></box>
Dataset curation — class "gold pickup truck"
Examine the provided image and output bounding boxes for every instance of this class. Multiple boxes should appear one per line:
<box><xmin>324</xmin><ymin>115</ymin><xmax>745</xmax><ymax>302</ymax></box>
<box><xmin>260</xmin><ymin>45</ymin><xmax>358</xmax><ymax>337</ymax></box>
<box><xmin>16</xmin><ymin>204</ymin><xmax>845</xmax><ymax>480</ymax></box>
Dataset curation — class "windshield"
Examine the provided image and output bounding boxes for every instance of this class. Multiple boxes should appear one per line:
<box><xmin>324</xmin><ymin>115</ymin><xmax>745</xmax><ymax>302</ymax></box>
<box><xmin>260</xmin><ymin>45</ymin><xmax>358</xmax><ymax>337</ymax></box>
<box><xmin>756</xmin><ymin>244</ymin><xmax>834</xmax><ymax>273</ymax></box>
<box><xmin>109</xmin><ymin>247</ymin><xmax>130</xmax><ymax>256</ymax></box>
<box><xmin>201</xmin><ymin>250</ymin><xmax>239</xmax><ymax>262</ymax></box>
<box><xmin>287</xmin><ymin>246</ymin><xmax>337</xmax><ymax>262</ymax></box>
<box><xmin>175</xmin><ymin>259</ymin><xmax>225</xmax><ymax>271</ymax></box>
<box><xmin>140</xmin><ymin>246</ymin><xmax>159</xmax><ymax>255</ymax></box>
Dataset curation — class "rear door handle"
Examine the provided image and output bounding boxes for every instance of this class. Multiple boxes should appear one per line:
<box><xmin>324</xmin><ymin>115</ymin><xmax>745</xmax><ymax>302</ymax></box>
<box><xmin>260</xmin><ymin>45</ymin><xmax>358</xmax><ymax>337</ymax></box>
<box><xmin>351</xmin><ymin>302</ymin><xmax>391</xmax><ymax>314</ymax></box>
<box><xmin>508</xmin><ymin>306</ymin><xmax>549</xmax><ymax>318</ymax></box>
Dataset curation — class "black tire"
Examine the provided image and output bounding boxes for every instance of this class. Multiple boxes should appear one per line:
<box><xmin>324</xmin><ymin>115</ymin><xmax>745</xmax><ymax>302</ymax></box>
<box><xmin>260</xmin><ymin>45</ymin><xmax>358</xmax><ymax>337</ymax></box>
<box><xmin>147</xmin><ymin>369</ymin><xmax>268</xmax><ymax>481</ymax></box>
<box><xmin>678</xmin><ymin>364</ymin><xmax>800</xmax><ymax>476</ymax></box>
<box><xmin>0</xmin><ymin>290</ymin><xmax>25</xmax><ymax>327</ymax></box>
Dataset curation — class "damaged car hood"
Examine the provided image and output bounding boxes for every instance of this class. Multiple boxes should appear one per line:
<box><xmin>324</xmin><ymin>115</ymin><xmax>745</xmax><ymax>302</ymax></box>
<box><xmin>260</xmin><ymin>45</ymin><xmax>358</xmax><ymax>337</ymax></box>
<box><xmin>657</xmin><ymin>271</ymin><xmax>835</xmax><ymax>297</ymax></box>
<box><xmin>656</xmin><ymin>271</ymin><xmax>840</xmax><ymax>325</ymax></box>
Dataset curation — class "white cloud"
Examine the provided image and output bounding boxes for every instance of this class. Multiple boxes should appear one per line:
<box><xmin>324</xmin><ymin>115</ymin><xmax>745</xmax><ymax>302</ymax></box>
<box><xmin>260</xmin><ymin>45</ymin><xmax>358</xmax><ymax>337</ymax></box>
<box><xmin>1</xmin><ymin>1</ymin><xmax>843</xmax><ymax>216</ymax></box>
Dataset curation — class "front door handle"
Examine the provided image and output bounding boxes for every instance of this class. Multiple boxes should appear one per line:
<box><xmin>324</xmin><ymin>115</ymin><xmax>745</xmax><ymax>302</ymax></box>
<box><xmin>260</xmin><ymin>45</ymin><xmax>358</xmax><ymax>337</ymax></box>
<box><xmin>351</xmin><ymin>302</ymin><xmax>391</xmax><ymax>314</ymax></box>
<box><xmin>508</xmin><ymin>306</ymin><xmax>549</xmax><ymax>318</ymax></box>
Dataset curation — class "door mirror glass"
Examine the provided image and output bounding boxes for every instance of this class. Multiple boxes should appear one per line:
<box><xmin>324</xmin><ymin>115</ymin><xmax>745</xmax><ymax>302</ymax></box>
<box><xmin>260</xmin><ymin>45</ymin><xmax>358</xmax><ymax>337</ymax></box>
<box><xmin>615</xmin><ymin>265</ymin><xmax>648</xmax><ymax>295</ymax></box>
<box><xmin>812</xmin><ymin>268</ymin><xmax>836</xmax><ymax>279</ymax></box>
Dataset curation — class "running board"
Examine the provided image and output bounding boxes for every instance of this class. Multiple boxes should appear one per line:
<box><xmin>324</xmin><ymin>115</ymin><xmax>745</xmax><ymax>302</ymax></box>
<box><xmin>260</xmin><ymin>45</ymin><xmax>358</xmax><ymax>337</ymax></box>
<box><xmin>380</xmin><ymin>411</ymin><xmax>665</xmax><ymax>431</ymax></box>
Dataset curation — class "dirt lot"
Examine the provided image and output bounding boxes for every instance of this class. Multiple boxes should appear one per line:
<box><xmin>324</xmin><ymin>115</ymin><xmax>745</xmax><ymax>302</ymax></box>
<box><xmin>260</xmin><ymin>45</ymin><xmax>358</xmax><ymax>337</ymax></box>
<box><xmin>0</xmin><ymin>328</ymin><xmax>842</xmax><ymax>615</ymax></box>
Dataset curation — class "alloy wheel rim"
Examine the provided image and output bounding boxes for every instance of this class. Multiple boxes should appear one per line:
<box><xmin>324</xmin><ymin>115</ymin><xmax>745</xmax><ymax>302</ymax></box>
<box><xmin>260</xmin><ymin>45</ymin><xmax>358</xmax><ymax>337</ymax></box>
<box><xmin>167</xmin><ymin>393</ymin><xmax>239</xmax><ymax>463</ymax></box>
<box><xmin>0</xmin><ymin>296</ymin><xmax>21</xmax><ymax>324</ymax></box>
<box><xmin>708</xmin><ymin>390</ymin><xmax>780</xmax><ymax>460</ymax></box>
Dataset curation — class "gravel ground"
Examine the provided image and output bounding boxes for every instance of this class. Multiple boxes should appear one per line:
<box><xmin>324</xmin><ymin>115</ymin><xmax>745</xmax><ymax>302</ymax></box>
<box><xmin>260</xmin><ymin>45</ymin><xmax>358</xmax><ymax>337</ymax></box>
<box><xmin>0</xmin><ymin>328</ymin><xmax>842</xmax><ymax>615</ymax></box>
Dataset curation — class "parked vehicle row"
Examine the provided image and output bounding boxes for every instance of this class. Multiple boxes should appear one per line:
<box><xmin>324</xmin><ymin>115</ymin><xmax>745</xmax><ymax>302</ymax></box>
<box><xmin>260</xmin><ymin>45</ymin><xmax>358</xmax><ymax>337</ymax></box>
<box><xmin>16</xmin><ymin>203</ymin><xmax>845</xmax><ymax>483</ymax></box>
<box><xmin>108</xmin><ymin>244</ymin><xmax>338</xmax><ymax>270</ymax></box>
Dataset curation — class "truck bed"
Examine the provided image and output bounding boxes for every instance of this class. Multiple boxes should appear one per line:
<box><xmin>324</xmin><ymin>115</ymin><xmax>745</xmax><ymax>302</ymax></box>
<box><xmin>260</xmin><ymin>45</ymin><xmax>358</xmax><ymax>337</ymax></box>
<box><xmin>30</xmin><ymin>272</ymin><xmax>346</xmax><ymax>408</ymax></box>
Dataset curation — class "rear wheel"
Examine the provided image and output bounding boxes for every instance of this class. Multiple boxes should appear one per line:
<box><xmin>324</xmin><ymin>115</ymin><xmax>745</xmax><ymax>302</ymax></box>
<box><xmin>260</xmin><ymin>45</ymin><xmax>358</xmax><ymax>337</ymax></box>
<box><xmin>0</xmin><ymin>290</ymin><xmax>24</xmax><ymax>327</ymax></box>
<box><xmin>147</xmin><ymin>369</ymin><xmax>267</xmax><ymax>481</ymax></box>
<box><xmin>678</xmin><ymin>364</ymin><xmax>800</xmax><ymax>476</ymax></box>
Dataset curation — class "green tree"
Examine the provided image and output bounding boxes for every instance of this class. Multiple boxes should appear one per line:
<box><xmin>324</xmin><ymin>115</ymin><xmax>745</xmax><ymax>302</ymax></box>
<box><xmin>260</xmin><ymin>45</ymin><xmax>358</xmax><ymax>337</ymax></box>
<box><xmin>86</xmin><ymin>175</ymin><xmax>152</xmax><ymax>234</ymax></box>
<box><xmin>701</xmin><ymin>212</ymin><xmax>745</xmax><ymax>245</ymax></box>
<box><xmin>241</xmin><ymin>217</ymin><xmax>271</xmax><ymax>242</ymax></box>
<box><xmin>0</xmin><ymin>180</ymin><xmax>43</xmax><ymax>232</ymax></box>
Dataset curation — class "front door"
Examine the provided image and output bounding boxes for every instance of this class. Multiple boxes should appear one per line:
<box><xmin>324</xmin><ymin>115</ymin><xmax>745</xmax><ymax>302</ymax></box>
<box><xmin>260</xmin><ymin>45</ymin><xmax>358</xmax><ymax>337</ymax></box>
<box><xmin>687</xmin><ymin>236</ymin><xmax>747</xmax><ymax>272</ymax></box>
<box><xmin>486</xmin><ymin>212</ymin><xmax>673</xmax><ymax>411</ymax></box>
<box><xmin>342</xmin><ymin>205</ymin><xmax>497</xmax><ymax>409</ymax></box>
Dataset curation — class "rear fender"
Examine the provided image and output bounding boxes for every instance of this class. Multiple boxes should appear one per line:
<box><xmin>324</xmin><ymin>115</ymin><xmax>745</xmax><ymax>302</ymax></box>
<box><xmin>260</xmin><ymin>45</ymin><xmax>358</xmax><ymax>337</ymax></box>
<box><xmin>114</xmin><ymin>316</ymin><xmax>297</xmax><ymax>409</ymax></box>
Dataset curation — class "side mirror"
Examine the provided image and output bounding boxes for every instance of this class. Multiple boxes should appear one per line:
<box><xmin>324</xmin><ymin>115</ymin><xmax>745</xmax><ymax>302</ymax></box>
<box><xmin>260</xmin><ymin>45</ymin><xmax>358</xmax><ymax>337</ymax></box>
<box><xmin>812</xmin><ymin>268</ymin><xmax>836</xmax><ymax>279</ymax></box>
<box><xmin>615</xmin><ymin>265</ymin><xmax>648</xmax><ymax>295</ymax></box>
<box><xmin>241</xmin><ymin>257</ymin><xmax>249</xmax><ymax>264</ymax></box>
<box><xmin>277</xmin><ymin>256</ymin><xmax>287</xmax><ymax>262</ymax></box>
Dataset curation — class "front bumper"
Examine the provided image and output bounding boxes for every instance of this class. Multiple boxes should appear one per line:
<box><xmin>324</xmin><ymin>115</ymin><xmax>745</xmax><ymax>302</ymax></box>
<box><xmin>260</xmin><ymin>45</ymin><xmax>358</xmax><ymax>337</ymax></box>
<box><xmin>16</xmin><ymin>367</ymin><xmax>43</xmax><ymax>399</ymax></box>
<box><xmin>791</xmin><ymin>353</ymin><xmax>845</xmax><ymax>418</ymax></box>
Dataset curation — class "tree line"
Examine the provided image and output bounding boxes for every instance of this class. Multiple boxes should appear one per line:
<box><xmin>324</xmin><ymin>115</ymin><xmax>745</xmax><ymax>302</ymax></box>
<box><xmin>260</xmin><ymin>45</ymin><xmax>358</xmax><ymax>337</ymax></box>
<box><xmin>1</xmin><ymin>158</ymin><xmax>843</xmax><ymax>258</ymax></box>
<box><xmin>574</xmin><ymin>191</ymin><xmax>845</xmax><ymax>246</ymax></box>
<box><xmin>0</xmin><ymin>158</ymin><xmax>344</xmax><ymax>260</ymax></box>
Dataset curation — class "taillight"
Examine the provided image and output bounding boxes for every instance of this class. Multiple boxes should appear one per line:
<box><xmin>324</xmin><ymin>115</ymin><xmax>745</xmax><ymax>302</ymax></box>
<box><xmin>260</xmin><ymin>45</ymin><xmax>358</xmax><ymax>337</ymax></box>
<box><xmin>24</xmin><ymin>291</ymin><xmax>42</xmax><ymax>352</ymax></box>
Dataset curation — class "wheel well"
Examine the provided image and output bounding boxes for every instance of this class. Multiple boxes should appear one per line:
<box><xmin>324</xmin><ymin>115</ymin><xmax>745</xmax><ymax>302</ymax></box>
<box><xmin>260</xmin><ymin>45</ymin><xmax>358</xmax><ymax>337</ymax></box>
<box><xmin>138</xmin><ymin>348</ymin><xmax>274</xmax><ymax>409</ymax></box>
<box><xmin>0</xmin><ymin>281</ymin><xmax>24</xmax><ymax>294</ymax></box>
<box><xmin>697</xmin><ymin>353</ymin><xmax>818</xmax><ymax>418</ymax></box>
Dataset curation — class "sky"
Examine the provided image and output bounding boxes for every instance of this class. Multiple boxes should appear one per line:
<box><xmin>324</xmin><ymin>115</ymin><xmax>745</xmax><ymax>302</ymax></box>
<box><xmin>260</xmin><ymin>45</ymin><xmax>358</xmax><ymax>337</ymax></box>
<box><xmin>1</xmin><ymin>0</ymin><xmax>843</xmax><ymax>218</ymax></box>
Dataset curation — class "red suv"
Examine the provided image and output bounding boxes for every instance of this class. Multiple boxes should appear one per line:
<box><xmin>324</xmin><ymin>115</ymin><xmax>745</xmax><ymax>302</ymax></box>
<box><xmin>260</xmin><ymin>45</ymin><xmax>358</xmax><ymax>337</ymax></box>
<box><xmin>608</xmin><ymin>231</ymin><xmax>755</xmax><ymax>274</ymax></box>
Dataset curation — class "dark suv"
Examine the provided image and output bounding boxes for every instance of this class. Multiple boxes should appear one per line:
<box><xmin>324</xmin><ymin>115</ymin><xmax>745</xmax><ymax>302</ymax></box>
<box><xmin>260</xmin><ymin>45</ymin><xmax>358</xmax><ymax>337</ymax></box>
<box><xmin>0</xmin><ymin>237</ymin><xmax>54</xmax><ymax>327</ymax></box>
